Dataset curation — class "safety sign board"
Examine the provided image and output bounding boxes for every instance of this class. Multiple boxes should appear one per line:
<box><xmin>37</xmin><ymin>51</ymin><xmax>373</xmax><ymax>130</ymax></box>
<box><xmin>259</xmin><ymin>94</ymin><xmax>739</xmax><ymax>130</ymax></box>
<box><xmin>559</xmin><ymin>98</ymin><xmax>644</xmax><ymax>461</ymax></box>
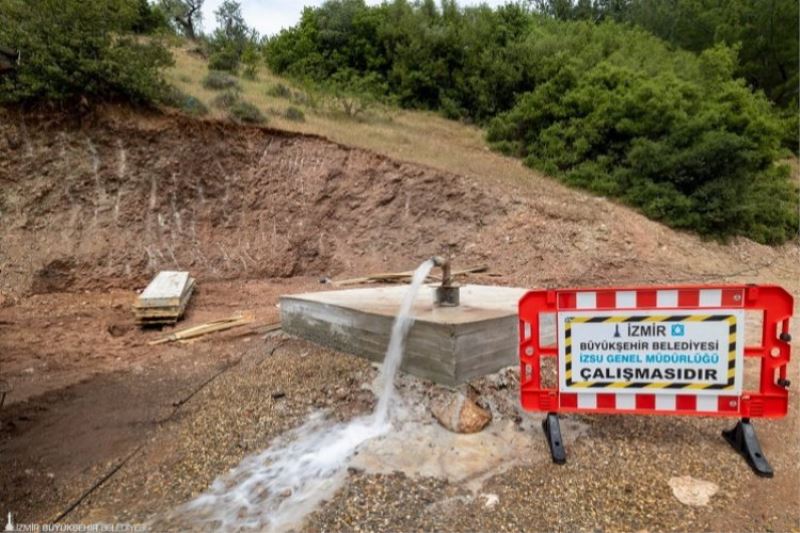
<box><xmin>559</xmin><ymin>310</ymin><xmax>744</xmax><ymax>394</ymax></box>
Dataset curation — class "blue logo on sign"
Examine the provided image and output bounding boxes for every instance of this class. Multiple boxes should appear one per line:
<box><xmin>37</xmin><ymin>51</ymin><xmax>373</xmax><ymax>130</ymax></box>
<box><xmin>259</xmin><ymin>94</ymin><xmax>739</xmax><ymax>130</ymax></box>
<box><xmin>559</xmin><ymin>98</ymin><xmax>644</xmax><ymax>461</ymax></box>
<box><xmin>671</xmin><ymin>324</ymin><xmax>685</xmax><ymax>336</ymax></box>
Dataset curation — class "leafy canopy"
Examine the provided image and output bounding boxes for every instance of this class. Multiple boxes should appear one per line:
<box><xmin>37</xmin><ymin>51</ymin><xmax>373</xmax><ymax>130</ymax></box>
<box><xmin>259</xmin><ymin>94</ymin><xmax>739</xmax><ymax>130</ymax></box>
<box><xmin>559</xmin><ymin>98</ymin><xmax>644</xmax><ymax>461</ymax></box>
<box><xmin>0</xmin><ymin>0</ymin><xmax>174</xmax><ymax>104</ymax></box>
<box><xmin>265</xmin><ymin>0</ymin><xmax>798</xmax><ymax>244</ymax></box>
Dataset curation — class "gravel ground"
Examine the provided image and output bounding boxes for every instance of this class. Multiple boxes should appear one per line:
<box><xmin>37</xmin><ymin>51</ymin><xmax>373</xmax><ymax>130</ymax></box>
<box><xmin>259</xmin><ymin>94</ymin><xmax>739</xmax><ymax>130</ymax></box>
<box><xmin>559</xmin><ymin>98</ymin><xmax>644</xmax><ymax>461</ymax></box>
<box><xmin>60</xmin><ymin>332</ymin><xmax>799</xmax><ymax>533</ymax></box>
<box><xmin>5</xmin><ymin>290</ymin><xmax>798</xmax><ymax>532</ymax></box>
<box><xmin>306</xmin><ymin>406</ymin><xmax>798</xmax><ymax>533</ymax></box>
<box><xmin>69</xmin><ymin>336</ymin><xmax>377</xmax><ymax>526</ymax></box>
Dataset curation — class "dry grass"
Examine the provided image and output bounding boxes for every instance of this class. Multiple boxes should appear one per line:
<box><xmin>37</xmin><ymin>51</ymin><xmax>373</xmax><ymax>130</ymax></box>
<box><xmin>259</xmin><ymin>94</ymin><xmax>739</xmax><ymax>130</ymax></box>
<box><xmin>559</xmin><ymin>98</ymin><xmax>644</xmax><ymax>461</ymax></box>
<box><xmin>164</xmin><ymin>46</ymin><xmax>563</xmax><ymax>195</ymax></box>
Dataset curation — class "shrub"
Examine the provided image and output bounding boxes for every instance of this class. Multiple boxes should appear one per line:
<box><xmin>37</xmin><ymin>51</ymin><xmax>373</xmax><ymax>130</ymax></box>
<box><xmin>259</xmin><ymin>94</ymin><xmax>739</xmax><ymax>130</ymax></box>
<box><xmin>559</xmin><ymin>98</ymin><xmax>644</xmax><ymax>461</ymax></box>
<box><xmin>486</xmin><ymin>43</ymin><xmax>798</xmax><ymax>242</ymax></box>
<box><xmin>208</xmin><ymin>43</ymin><xmax>241</xmax><ymax>73</ymax></box>
<box><xmin>267</xmin><ymin>83</ymin><xmax>292</xmax><ymax>99</ymax></box>
<box><xmin>228</xmin><ymin>100</ymin><xmax>266</xmax><ymax>124</ymax></box>
<box><xmin>211</xmin><ymin>90</ymin><xmax>240</xmax><ymax>109</ymax></box>
<box><xmin>0</xmin><ymin>0</ymin><xmax>174</xmax><ymax>105</ymax></box>
<box><xmin>284</xmin><ymin>106</ymin><xmax>305</xmax><ymax>122</ymax></box>
<box><xmin>160</xmin><ymin>86</ymin><xmax>208</xmax><ymax>116</ymax></box>
<box><xmin>263</xmin><ymin>2</ymin><xmax>798</xmax><ymax>243</ymax></box>
<box><xmin>240</xmin><ymin>43</ymin><xmax>259</xmax><ymax>80</ymax></box>
<box><xmin>202</xmin><ymin>70</ymin><xmax>240</xmax><ymax>91</ymax></box>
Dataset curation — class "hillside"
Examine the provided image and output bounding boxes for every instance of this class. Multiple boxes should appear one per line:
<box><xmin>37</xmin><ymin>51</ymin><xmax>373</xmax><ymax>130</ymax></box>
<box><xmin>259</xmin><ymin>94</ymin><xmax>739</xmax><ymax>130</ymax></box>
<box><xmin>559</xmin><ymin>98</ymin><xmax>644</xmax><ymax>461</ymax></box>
<box><xmin>2</xmin><ymin>104</ymin><xmax>797</xmax><ymax>304</ymax></box>
<box><xmin>2</xmin><ymin>67</ymin><xmax>799</xmax><ymax>533</ymax></box>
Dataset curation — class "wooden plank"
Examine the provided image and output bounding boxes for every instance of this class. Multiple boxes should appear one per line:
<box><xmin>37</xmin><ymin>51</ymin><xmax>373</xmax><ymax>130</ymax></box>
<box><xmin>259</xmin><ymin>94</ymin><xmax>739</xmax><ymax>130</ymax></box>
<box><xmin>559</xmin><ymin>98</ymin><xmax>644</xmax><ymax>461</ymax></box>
<box><xmin>148</xmin><ymin>314</ymin><xmax>256</xmax><ymax>345</ymax></box>
<box><xmin>332</xmin><ymin>265</ymin><xmax>488</xmax><ymax>287</ymax></box>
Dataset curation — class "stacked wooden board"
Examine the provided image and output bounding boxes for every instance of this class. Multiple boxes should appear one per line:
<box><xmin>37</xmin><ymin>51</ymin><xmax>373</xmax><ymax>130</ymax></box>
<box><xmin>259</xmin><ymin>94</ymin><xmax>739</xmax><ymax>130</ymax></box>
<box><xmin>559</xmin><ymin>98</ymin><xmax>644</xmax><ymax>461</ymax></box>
<box><xmin>134</xmin><ymin>271</ymin><xmax>195</xmax><ymax>326</ymax></box>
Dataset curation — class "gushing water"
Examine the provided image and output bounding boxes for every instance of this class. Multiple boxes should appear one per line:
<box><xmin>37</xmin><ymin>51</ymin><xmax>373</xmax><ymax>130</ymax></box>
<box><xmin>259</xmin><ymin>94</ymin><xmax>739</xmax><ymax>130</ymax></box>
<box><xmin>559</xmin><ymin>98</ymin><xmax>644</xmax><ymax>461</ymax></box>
<box><xmin>169</xmin><ymin>260</ymin><xmax>435</xmax><ymax>531</ymax></box>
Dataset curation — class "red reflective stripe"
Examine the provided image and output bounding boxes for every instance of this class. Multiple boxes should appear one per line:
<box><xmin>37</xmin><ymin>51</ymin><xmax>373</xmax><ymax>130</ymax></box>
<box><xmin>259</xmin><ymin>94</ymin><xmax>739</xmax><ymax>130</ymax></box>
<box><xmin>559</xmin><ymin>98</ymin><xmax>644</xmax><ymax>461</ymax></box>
<box><xmin>678</xmin><ymin>290</ymin><xmax>699</xmax><ymax>308</ymax></box>
<box><xmin>676</xmin><ymin>395</ymin><xmax>696</xmax><ymax>411</ymax></box>
<box><xmin>596</xmin><ymin>291</ymin><xmax>616</xmax><ymax>309</ymax></box>
<box><xmin>721</xmin><ymin>289</ymin><xmax>743</xmax><ymax>307</ymax></box>
<box><xmin>636</xmin><ymin>291</ymin><xmax>657</xmax><ymax>308</ymax></box>
<box><xmin>597</xmin><ymin>393</ymin><xmax>616</xmax><ymax>409</ymax></box>
<box><xmin>560</xmin><ymin>393</ymin><xmax>577</xmax><ymax>408</ymax></box>
<box><xmin>636</xmin><ymin>394</ymin><xmax>655</xmax><ymax>409</ymax></box>
<box><xmin>559</xmin><ymin>293</ymin><xmax>576</xmax><ymax>309</ymax></box>
<box><xmin>718</xmin><ymin>396</ymin><xmax>739</xmax><ymax>412</ymax></box>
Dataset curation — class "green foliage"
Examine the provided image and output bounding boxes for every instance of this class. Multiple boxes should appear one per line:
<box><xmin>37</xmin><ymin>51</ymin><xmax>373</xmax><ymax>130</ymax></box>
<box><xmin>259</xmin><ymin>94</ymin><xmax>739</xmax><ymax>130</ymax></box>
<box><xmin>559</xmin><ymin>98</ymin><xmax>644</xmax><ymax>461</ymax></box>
<box><xmin>240</xmin><ymin>42</ymin><xmax>260</xmax><ymax>79</ymax></box>
<box><xmin>160</xmin><ymin>85</ymin><xmax>208</xmax><ymax>116</ymax></box>
<box><xmin>211</xmin><ymin>89</ymin><xmax>240</xmax><ymax>109</ymax></box>
<box><xmin>267</xmin><ymin>83</ymin><xmax>292</xmax><ymax>99</ymax></box>
<box><xmin>267</xmin><ymin>82</ymin><xmax>318</xmax><ymax>109</ymax></box>
<box><xmin>206</xmin><ymin>0</ymin><xmax>258</xmax><ymax>74</ymax></box>
<box><xmin>265</xmin><ymin>0</ymin><xmax>797</xmax><ymax>243</ymax></box>
<box><xmin>321</xmin><ymin>69</ymin><xmax>385</xmax><ymax>118</ymax></box>
<box><xmin>202</xmin><ymin>70</ymin><xmax>240</xmax><ymax>91</ymax></box>
<box><xmin>487</xmin><ymin>41</ymin><xmax>797</xmax><ymax>242</ymax></box>
<box><xmin>0</xmin><ymin>0</ymin><xmax>174</xmax><ymax>105</ymax></box>
<box><xmin>284</xmin><ymin>106</ymin><xmax>305</xmax><ymax>122</ymax></box>
<box><xmin>535</xmin><ymin>0</ymin><xmax>799</xmax><ymax>112</ymax></box>
<box><xmin>208</xmin><ymin>42</ymin><xmax>242</xmax><ymax>73</ymax></box>
<box><xmin>157</xmin><ymin>0</ymin><xmax>203</xmax><ymax>39</ymax></box>
<box><xmin>131</xmin><ymin>0</ymin><xmax>170</xmax><ymax>34</ymax></box>
<box><xmin>228</xmin><ymin>100</ymin><xmax>266</xmax><ymax>124</ymax></box>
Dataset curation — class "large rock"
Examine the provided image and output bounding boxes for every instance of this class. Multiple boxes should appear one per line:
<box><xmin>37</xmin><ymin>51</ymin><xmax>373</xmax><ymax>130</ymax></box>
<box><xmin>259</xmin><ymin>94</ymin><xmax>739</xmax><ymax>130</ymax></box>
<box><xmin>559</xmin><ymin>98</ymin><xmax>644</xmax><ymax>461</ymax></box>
<box><xmin>431</xmin><ymin>392</ymin><xmax>492</xmax><ymax>434</ymax></box>
<box><xmin>668</xmin><ymin>476</ymin><xmax>719</xmax><ymax>506</ymax></box>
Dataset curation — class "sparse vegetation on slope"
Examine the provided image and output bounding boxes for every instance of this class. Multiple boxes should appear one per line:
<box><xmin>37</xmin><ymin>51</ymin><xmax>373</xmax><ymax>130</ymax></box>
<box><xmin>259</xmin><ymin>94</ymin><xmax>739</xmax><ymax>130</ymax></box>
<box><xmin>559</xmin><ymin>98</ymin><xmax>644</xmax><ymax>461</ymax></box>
<box><xmin>265</xmin><ymin>0</ymin><xmax>798</xmax><ymax>244</ymax></box>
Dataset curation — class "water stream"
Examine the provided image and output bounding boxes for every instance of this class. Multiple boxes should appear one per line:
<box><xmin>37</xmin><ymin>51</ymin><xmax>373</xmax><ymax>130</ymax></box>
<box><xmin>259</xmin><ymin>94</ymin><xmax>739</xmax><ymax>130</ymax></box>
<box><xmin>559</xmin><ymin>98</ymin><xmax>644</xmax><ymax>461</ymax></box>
<box><xmin>170</xmin><ymin>259</ymin><xmax>435</xmax><ymax>531</ymax></box>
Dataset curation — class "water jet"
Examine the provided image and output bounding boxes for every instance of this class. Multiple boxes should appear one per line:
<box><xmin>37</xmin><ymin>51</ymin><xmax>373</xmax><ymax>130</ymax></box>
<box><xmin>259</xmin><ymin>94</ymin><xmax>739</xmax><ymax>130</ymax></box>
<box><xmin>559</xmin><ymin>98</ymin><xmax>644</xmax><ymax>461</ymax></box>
<box><xmin>281</xmin><ymin>260</ymin><xmax>527</xmax><ymax>385</ymax></box>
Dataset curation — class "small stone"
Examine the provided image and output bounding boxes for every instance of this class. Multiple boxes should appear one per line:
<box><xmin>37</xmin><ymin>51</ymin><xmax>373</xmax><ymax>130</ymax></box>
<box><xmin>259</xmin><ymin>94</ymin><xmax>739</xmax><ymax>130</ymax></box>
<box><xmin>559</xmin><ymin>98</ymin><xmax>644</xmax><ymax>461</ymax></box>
<box><xmin>430</xmin><ymin>392</ymin><xmax>492</xmax><ymax>434</ymax></box>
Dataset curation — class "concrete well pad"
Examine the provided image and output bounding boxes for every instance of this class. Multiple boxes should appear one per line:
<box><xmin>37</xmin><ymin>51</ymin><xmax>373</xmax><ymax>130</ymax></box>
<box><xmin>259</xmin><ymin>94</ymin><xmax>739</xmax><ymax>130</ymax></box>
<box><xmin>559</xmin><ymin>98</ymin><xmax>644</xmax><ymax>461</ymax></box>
<box><xmin>280</xmin><ymin>284</ymin><xmax>528</xmax><ymax>386</ymax></box>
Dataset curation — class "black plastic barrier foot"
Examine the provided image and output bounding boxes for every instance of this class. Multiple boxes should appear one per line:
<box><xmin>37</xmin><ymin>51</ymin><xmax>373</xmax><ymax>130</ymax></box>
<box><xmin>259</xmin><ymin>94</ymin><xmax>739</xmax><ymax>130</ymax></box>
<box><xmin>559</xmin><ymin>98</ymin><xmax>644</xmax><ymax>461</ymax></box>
<box><xmin>722</xmin><ymin>418</ymin><xmax>773</xmax><ymax>478</ymax></box>
<box><xmin>542</xmin><ymin>413</ymin><xmax>566</xmax><ymax>465</ymax></box>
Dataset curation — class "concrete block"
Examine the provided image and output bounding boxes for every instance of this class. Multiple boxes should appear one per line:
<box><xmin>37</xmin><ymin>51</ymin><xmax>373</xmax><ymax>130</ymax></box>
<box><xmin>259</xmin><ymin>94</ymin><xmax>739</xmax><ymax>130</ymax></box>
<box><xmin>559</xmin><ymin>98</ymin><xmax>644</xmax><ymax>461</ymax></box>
<box><xmin>280</xmin><ymin>285</ymin><xmax>528</xmax><ymax>386</ymax></box>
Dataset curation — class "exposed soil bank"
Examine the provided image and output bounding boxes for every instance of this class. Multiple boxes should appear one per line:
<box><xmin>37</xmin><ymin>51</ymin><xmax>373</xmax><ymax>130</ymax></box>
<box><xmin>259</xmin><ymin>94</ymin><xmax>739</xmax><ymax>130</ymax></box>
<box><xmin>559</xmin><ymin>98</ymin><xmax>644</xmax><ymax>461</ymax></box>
<box><xmin>2</xmin><ymin>108</ymin><xmax>796</xmax><ymax>302</ymax></box>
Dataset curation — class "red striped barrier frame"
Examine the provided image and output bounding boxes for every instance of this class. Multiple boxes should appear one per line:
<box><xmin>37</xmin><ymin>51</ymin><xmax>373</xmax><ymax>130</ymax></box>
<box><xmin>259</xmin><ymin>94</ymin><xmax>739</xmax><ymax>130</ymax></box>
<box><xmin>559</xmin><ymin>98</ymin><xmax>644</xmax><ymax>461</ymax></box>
<box><xmin>519</xmin><ymin>285</ymin><xmax>793</xmax><ymax>419</ymax></box>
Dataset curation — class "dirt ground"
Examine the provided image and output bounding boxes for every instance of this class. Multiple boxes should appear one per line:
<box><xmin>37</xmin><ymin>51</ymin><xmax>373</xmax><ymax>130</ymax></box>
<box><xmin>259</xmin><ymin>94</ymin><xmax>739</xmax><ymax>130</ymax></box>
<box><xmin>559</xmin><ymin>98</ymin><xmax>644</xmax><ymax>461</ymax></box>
<box><xmin>1</xmin><ymin>108</ymin><xmax>799</xmax><ymax>532</ymax></box>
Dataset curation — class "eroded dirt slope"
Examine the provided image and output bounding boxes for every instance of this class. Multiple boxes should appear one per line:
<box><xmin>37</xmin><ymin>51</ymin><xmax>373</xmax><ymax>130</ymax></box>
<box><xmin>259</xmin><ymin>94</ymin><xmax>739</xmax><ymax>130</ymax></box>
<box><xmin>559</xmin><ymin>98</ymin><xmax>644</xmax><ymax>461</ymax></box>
<box><xmin>2</xmin><ymin>108</ymin><xmax>796</xmax><ymax>301</ymax></box>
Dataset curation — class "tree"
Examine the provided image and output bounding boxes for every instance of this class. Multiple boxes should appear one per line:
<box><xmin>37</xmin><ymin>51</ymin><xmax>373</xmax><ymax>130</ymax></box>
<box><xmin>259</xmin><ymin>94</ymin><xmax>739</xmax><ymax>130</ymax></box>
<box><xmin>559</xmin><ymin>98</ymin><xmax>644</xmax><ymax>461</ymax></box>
<box><xmin>214</xmin><ymin>0</ymin><xmax>248</xmax><ymax>46</ymax></box>
<box><xmin>265</xmin><ymin>1</ymin><xmax>797</xmax><ymax>243</ymax></box>
<box><xmin>0</xmin><ymin>0</ymin><xmax>174</xmax><ymax>104</ymax></box>
<box><xmin>131</xmin><ymin>0</ymin><xmax>170</xmax><ymax>34</ymax></box>
<box><xmin>240</xmin><ymin>42</ymin><xmax>259</xmax><ymax>79</ymax></box>
<box><xmin>159</xmin><ymin>0</ymin><xmax>203</xmax><ymax>39</ymax></box>
<box><xmin>207</xmin><ymin>0</ymin><xmax>256</xmax><ymax>73</ymax></box>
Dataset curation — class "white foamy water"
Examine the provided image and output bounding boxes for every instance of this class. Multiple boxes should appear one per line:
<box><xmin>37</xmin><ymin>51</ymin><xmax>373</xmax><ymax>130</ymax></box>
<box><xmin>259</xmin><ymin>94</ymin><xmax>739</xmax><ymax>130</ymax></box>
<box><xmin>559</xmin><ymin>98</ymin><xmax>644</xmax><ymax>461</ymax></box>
<box><xmin>169</xmin><ymin>260</ymin><xmax>435</xmax><ymax>531</ymax></box>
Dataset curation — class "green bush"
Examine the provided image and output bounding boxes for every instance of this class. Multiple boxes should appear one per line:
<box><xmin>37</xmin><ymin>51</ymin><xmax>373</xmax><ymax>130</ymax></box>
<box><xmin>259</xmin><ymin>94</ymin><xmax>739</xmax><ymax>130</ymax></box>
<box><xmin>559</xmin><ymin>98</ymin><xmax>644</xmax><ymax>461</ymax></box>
<box><xmin>487</xmin><ymin>43</ymin><xmax>798</xmax><ymax>242</ymax></box>
<box><xmin>284</xmin><ymin>106</ymin><xmax>305</xmax><ymax>122</ymax></box>
<box><xmin>228</xmin><ymin>100</ymin><xmax>266</xmax><ymax>124</ymax></box>
<box><xmin>202</xmin><ymin>70</ymin><xmax>240</xmax><ymax>91</ymax></box>
<box><xmin>208</xmin><ymin>43</ymin><xmax>241</xmax><ymax>73</ymax></box>
<box><xmin>267</xmin><ymin>83</ymin><xmax>292</xmax><ymax>99</ymax></box>
<box><xmin>0</xmin><ymin>0</ymin><xmax>174</xmax><ymax>105</ymax></box>
<box><xmin>240</xmin><ymin>43</ymin><xmax>259</xmax><ymax>80</ymax></box>
<box><xmin>265</xmin><ymin>2</ymin><xmax>798</xmax><ymax>243</ymax></box>
<box><xmin>211</xmin><ymin>90</ymin><xmax>240</xmax><ymax>109</ymax></box>
<box><xmin>160</xmin><ymin>86</ymin><xmax>208</xmax><ymax>116</ymax></box>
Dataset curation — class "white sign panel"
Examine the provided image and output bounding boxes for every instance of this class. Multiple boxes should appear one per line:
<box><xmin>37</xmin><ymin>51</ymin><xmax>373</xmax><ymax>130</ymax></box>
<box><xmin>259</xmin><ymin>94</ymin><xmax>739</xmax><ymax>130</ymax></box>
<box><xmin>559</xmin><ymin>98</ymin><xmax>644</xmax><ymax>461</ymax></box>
<box><xmin>558</xmin><ymin>310</ymin><xmax>744</xmax><ymax>395</ymax></box>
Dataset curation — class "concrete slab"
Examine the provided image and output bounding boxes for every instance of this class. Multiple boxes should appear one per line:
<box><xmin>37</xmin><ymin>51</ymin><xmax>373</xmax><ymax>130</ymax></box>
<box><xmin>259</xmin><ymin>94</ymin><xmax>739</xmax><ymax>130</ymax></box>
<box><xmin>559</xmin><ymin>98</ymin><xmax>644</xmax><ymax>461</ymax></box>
<box><xmin>280</xmin><ymin>285</ymin><xmax>529</xmax><ymax>386</ymax></box>
<box><xmin>138</xmin><ymin>271</ymin><xmax>192</xmax><ymax>307</ymax></box>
